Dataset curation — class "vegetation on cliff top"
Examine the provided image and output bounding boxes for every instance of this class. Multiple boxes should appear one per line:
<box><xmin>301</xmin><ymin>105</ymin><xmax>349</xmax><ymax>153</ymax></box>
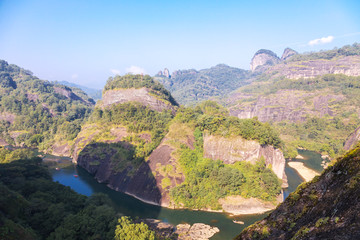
<box><xmin>0</xmin><ymin>60</ymin><xmax>94</xmax><ymax>152</ymax></box>
<box><xmin>169</xmin><ymin>102</ymin><xmax>282</xmax><ymax>209</ymax></box>
<box><xmin>235</xmin><ymin>143</ymin><xmax>360</xmax><ymax>239</ymax></box>
<box><xmin>104</xmin><ymin>74</ymin><xmax>178</xmax><ymax>106</ymax></box>
<box><xmin>79</xmin><ymin>102</ymin><xmax>174</xmax><ymax>173</ymax></box>
<box><xmin>287</xmin><ymin>42</ymin><xmax>360</xmax><ymax>62</ymax></box>
<box><xmin>176</xmin><ymin>101</ymin><xmax>283</xmax><ymax>148</ymax></box>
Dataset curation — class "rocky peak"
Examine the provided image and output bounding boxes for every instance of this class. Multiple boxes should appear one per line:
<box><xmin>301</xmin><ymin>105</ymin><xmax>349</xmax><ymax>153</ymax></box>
<box><xmin>281</xmin><ymin>47</ymin><xmax>298</xmax><ymax>60</ymax></box>
<box><xmin>156</xmin><ymin>68</ymin><xmax>171</xmax><ymax>78</ymax></box>
<box><xmin>250</xmin><ymin>49</ymin><xmax>280</xmax><ymax>72</ymax></box>
<box><xmin>163</xmin><ymin>68</ymin><xmax>170</xmax><ymax>78</ymax></box>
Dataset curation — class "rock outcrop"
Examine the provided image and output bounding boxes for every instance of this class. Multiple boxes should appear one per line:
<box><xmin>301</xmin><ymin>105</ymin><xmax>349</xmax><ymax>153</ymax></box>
<box><xmin>163</xmin><ymin>68</ymin><xmax>170</xmax><ymax>78</ymax></box>
<box><xmin>344</xmin><ymin>126</ymin><xmax>360</xmax><ymax>150</ymax></box>
<box><xmin>281</xmin><ymin>47</ymin><xmax>298</xmax><ymax>61</ymax></box>
<box><xmin>141</xmin><ymin>219</ymin><xmax>220</xmax><ymax>240</ymax></box>
<box><xmin>0</xmin><ymin>112</ymin><xmax>16</xmax><ymax>124</ymax></box>
<box><xmin>229</xmin><ymin>90</ymin><xmax>345</xmax><ymax>123</ymax></box>
<box><xmin>53</xmin><ymin>86</ymin><xmax>88</xmax><ymax>103</ymax></box>
<box><xmin>100</xmin><ymin>88</ymin><xmax>176</xmax><ymax>113</ymax></box>
<box><xmin>203</xmin><ymin>134</ymin><xmax>288</xmax><ymax>187</ymax></box>
<box><xmin>156</xmin><ymin>68</ymin><xmax>171</xmax><ymax>78</ymax></box>
<box><xmin>235</xmin><ymin>144</ymin><xmax>360</xmax><ymax>240</ymax></box>
<box><xmin>250</xmin><ymin>49</ymin><xmax>280</xmax><ymax>72</ymax></box>
<box><xmin>218</xmin><ymin>195</ymin><xmax>283</xmax><ymax>215</ymax></box>
<box><xmin>269</xmin><ymin>55</ymin><xmax>360</xmax><ymax>79</ymax></box>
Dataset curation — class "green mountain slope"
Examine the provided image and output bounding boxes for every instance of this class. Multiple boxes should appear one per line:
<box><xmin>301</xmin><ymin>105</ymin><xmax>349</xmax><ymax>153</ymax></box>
<box><xmin>56</xmin><ymin>80</ymin><xmax>102</xmax><ymax>101</ymax></box>
<box><xmin>0</xmin><ymin>60</ymin><xmax>94</xmax><ymax>153</ymax></box>
<box><xmin>155</xmin><ymin>64</ymin><xmax>252</xmax><ymax>106</ymax></box>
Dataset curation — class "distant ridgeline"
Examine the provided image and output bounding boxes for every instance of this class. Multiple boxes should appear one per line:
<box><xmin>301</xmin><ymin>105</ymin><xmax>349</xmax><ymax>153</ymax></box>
<box><xmin>56</xmin><ymin>80</ymin><xmax>102</xmax><ymax>101</ymax></box>
<box><xmin>227</xmin><ymin>43</ymin><xmax>360</xmax><ymax>159</ymax></box>
<box><xmin>0</xmin><ymin>60</ymin><xmax>95</xmax><ymax>155</ymax></box>
<box><xmin>155</xmin><ymin>64</ymin><xmax>252</xmax><ymax>106</ymax></box>
<box><xmin>72</xmin><ymin>73</ymin><xmax>286</xmax><ymax>213</ymax></box>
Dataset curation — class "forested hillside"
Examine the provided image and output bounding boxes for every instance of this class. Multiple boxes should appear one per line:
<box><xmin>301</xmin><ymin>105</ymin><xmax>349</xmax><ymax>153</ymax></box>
<box><xmin>74</xmin><ymin>73</ymin><xmax>284</xmax><ymax>213</ymax></box>
<box><xmin>0</xmin><ymin>60</ymin><xmax>94</xmax><ymax>154</ymax></box>
<box><xmin>0</xmin><ymin>158</ymin><xmax>157</xmax><ymax>240</ymax></box>
<box><xmin>155</xmin><ymin>64</ymin><xmax>251</xmax><ymax>105</ymax></box>
<box><xmin>57</xmin><ymin>81</ymin><xmax>102</xmax><ymax>101</ymax></box>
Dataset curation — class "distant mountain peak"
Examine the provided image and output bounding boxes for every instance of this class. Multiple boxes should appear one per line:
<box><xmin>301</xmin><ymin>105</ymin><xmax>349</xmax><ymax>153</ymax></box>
<box><xmin>156</xmin><ymin>68</ymin><xmax>171</xmax><ymax>78</ymax></box>
<box><xmin>250</xmin><ymin>49</ymin><xmax>280</xmax><ymax>72</ymax></box>
<box><xmin>281</xmin><ymin>47</ymin><xmax>298</xmax><ymax>60</ymax></box>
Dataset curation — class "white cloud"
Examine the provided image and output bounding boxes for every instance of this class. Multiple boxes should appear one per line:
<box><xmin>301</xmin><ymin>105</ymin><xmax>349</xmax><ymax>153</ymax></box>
<box><xmin>125</xmin><ymin>66</ymin><xmax>146</xmax><ymax>75</ymax></box>
<box><xmin>110</xmin><ymin>69</ymin><xmax>121</xmax><ymax>75</ymax></box>
<box><xmin>308</xmin><ymin>36</ymin><xmax>334</xmax><ymax>46</ymax></box>
<box><xmin>71</xmin><ymin>74</ymin><xmax>78</xmax><ymax>79</ymax></box>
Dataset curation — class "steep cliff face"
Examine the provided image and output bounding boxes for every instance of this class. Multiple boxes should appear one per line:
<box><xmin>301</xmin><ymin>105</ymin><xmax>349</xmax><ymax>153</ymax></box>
<box><xmin>77</xmin><ymin>142</ymin><xmax>164</xmax><ymax>205</ymax></box>
<box><xmin>100</xmin><ymin>88</ymin><xmax>176</xmax><ymax>113</ymax></box>
<box><xmin>269</xmin><ymin>55</ymin><xmax>360</xmax><ymax>79</ymax></box>
<box><xmin>203</xmin><ymin>134</ymin><xmax>287</xmax><ymax>187</ymax></box>
<box><xmin>229</xmin><ymin>90</ymin><xmax>345</xmax><ymax>122</ymax></box>
<box><xmin>250</xmin><ymin>49</ymin><xmax>281</xmax><ymax>72</ymax></box>
<box><xmin>236</xmin><ymin>144</ymin><xmax>360</xmax><ymax>240</ymax></box>
<box><xmin>74</xmin><ymin>123</ymin><xmax>187</xmax><ymax>206</ymax></box>
<box><xmin>344</xmin><ymin>126</ymin><xmax>360</xmax><ymax>150</ymax></box>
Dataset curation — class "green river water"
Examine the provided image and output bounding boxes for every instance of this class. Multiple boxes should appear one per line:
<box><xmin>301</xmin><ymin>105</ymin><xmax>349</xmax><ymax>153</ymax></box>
<box><xmin>50</xmin><ymin>150</ymin><xmax>325</xmax><ymax>239</ymax></box>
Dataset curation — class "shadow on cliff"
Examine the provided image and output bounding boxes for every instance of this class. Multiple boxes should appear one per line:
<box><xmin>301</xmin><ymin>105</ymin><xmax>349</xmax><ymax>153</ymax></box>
<box><xmin>76</xmin><ymin>142</ymin><xmax>162</xmax><ymax>219</ymax></box>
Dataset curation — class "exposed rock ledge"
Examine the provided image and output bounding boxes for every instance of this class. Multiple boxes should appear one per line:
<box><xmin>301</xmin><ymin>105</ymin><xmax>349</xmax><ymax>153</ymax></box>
<box><xmin>141</xmin><ymin>219</ymin><xmax>220</xmax><ymax>240</ymax></box>
<box><xmin>203</xmin><ymin>134</ymin><xmax>288</xmax><ymax>188</ymax></box>
<box><xmin>100</xmin><ymin>88</ymin><xmax>176</xmax><ymax>113</ymax></box>
<box><xmin>288</xmin><ymin>161</ymin><xmax>320</xmax><ymax>182</ymax></box>
<box><xmin>219</xmin><ymin>194</ymin><xmax>283</xmax><ymax>215</ymax></box>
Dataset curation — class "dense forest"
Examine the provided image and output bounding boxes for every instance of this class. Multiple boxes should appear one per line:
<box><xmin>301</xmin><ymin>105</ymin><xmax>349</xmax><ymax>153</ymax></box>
<box><xmin>0</xmin><ymin>158</ymin><xmax>157</xmax><ymax>240</ymax></box>
<box><xmin>0</xmin><ymin>60</ymin><xmax>94</xmax><ymax>152</ymax></box>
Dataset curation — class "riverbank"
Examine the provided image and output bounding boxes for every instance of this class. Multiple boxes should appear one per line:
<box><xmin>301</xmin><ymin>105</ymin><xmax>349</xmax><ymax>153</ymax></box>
<box><xmin>287</xmin><ymin>161</ymin><xmax>319</xmax><ymax>182</ymax></box>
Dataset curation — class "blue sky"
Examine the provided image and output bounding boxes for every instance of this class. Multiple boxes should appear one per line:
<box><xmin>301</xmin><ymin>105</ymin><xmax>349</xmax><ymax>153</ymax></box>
<box><xmin>0</xmin><ymin>0</ymin><xmax>359</xmax><ymax>89</ymax></box>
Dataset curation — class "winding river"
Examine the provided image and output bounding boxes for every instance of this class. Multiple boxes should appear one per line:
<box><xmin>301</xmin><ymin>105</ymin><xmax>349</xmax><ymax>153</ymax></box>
<box><xmin>50</xmin><ymin>150</ymin><xmax>325</xmax><ymax>239</ymax></box>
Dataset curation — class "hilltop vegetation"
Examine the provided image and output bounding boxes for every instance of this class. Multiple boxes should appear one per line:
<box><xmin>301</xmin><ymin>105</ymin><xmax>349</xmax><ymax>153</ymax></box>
<box><xmin>287</xmin><ymin>42</ymin><xmax>360</xmax><ymax>62</ymax></box>
<box><xmin>0</xmin><ymin>60</ymin><xmax>94</xmax><ymax>152</ymax></box>
<box><xmin>104</xmin><ymin>74</ymin><xmax>178</xmax><ymax>106</ymax></box>
<box><xmin>80</xmin><ymin>102</ymin><xmax>174</xmax><ymax>173</ymax></box>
